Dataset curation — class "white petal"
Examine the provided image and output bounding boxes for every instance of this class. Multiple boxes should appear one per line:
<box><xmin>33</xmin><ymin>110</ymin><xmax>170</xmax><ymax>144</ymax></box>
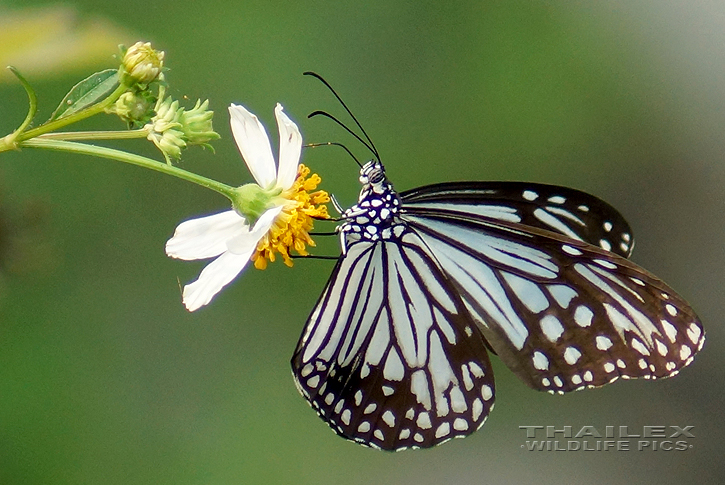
<box><xmin>229</xmin><ymin>104</ymin><xmax>276</xmax><ymax>188</ymax></box>
<box><xmin>226</xmin><ymin>205</ymin><xmax>283</xmax><ymax>254</ymax></box>
<box><xmin>182</xmin><ymin>250</ymin><xmax>254</xmax><ymax>311</ymax></box>
<box><xmin>274</xmin><ymin>103</ymin><xmax>302</xmax><ymax>190</ymax></box>
<box><xmin>166</xmin><ymin>210</ymin><xmax>247</xmax><ymax>261</ymax></box>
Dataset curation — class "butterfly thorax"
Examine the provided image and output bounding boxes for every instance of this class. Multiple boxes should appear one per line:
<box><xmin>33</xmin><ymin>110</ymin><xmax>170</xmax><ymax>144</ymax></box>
<box><xmin>338</xmin><ymin>161</ymin><xmax>404</xmax><ymax>250</ymax></box>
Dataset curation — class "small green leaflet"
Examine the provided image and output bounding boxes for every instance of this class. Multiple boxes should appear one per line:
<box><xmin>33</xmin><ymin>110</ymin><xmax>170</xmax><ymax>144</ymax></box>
<box><xmin>49</xmin><ymin>69</ymin><xmax>119</xmax><ymax>121</ymax></box>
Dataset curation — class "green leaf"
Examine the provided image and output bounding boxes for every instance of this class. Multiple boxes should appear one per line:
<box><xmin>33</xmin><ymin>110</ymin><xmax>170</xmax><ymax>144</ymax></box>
<box><xmin>49</xmin><ymin>69</ymin><xmax>119</xmax><ymax>121</ymax></box>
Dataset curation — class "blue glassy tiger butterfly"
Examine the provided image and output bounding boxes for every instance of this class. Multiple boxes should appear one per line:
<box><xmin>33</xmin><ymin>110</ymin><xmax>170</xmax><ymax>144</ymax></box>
<box><xmin>291</xmin><ymin>73</ymin><xmax>705</xmax><ymax>451</ymax></box>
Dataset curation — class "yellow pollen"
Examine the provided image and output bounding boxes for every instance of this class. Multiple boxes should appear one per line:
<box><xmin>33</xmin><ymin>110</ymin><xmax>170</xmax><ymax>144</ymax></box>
<box><xmin>251</xmin><ymin>164</ymin><xmax>329</xmax><ymax>269</ymax></box>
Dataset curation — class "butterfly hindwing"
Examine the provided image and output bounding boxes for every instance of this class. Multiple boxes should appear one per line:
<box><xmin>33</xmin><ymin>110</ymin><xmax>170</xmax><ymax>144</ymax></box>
<box><xmin>401</xmin><ymin>181</ymin><xmax>634</xmax><ymax>258</ymax></box>
<box><xmin>292</xmin><ymin>231</ymin><xmax>495</xmax><ymax>450</ymax></box>
<box><xmin>401</xmin><ymin>208</ymin><xmax>704</xmax><ymax>393</ymax></box>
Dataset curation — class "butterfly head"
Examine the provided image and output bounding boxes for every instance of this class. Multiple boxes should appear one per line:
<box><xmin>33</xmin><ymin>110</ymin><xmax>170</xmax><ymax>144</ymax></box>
<box><xmin>359</xmin><ymin>160</ymin><xmax>389</xmax><ymax>194</ymax></box>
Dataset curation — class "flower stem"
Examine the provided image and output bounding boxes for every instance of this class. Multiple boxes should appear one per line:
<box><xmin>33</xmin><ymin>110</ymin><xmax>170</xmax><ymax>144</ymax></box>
<box><xmin>14</xmin><ymin>82</ymin><xmax>130</xmax><ymax>143</ymax></box>
<box><xmin>20</xmin><ymin>138</ymin><xmax>237</xmax><ymax>199</ymax></box>
<box><xmin>37</xmin><ymin>129</ymin><xmax>149</xmax><ymax>141</ymax></box>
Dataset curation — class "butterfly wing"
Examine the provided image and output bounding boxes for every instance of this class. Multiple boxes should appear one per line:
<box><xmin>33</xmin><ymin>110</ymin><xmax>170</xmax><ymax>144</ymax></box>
<box><xmin>400</xmin><ymin>206</ymin><xmax>704</xmax><ymax>394</ymax></box>
<box><xmin>292</xmin><ymin>231</ymin><xmax>495</xmax><ymax>450</ymax></box>
<box><xmin>401</xmin><ymin>181</ymin><xmax>634</xmax><ymax>258</ymax></box>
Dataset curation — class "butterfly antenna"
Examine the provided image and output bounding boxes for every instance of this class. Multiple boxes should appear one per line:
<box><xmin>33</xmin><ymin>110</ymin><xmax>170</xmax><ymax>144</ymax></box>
<box><xmin>304</xmin><ymin>71</ymin><xmax>380</xmax><ymax>161</ymax></box>
<box><xmin>305</xmin><ymin>141</ymin><xmax>363</xmax><ymax>168</ymax></box>
<box><xmin>307</xmin><ymin>110</ymin><xmax>374</xmax><ymax>162</ymax></box>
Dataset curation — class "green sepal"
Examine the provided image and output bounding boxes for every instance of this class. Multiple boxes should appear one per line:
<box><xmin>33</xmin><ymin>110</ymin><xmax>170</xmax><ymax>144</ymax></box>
<box><xmin>232</xmin><ymin>183</ymin><xmax>281</xmax><ymax>226</ymax></box>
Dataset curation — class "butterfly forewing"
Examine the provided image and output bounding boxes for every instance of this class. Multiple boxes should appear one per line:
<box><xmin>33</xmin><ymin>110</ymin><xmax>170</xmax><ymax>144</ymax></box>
<box><xmin>292</xmin><ymin>231</ymin><xmax>495</xmax><ymax>450</ymax></box>
<box><xmin>402</xmin><ymin>209</ymin><xmax>705</xmax><ymax>393</ymax></box>
<box><xmin>401</xmin><ymin>181</ymin><xmax>634</xmax><ymax>258</ymax></box>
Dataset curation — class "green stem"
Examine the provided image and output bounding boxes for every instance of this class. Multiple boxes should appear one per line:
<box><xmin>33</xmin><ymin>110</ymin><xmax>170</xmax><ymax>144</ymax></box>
<box><xmin>20</xmin><ymin>138</ymin><xmax>237</xmax><ymax>200</ymax></box>
<box><xmin>37</xmin><ymin>129</ymin><xmax>148</xmax><ymax>141</ymax></box>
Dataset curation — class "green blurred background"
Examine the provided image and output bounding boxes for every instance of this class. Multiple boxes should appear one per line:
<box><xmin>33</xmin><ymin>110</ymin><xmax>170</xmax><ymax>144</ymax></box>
<box><xmin>1</xmin><ymin>1</ymin><xmax>723</xmax><ymax>484</ymax></box>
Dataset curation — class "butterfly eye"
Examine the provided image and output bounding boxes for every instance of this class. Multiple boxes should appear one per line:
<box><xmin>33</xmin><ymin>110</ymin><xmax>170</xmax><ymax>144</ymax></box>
<box><xmin>368</xmin><ymin>169</ymin><xmax>385</xmax><ymax>184</ymax></box>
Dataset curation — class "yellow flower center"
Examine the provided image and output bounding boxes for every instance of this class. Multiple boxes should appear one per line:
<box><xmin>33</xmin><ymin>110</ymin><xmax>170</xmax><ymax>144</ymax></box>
<box><xmin>251</xmin><ymin>164</ymin><xmax>330</xmax><ymax>269</ymax></box>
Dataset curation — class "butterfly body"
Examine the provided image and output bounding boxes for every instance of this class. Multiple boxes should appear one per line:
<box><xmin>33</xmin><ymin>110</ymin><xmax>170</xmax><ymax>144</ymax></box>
<box><xmin>292</xmin><ymin>160</ymin><xmax>704</xmax><ymax>451</ymax></box>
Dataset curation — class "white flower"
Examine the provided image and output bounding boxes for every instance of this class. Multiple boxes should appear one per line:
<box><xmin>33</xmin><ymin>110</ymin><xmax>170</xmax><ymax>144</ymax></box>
<box><xmin>165</xmin><ymin>103</ymin><xmax>328</xmax><ymax>312</ymax></box>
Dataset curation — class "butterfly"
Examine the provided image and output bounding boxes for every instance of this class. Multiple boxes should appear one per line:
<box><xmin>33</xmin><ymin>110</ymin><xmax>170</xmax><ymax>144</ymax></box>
<box><xmin>291</xmin><ymin>74</ymin><xmax>705</xmax><ymax>451</ymax></box>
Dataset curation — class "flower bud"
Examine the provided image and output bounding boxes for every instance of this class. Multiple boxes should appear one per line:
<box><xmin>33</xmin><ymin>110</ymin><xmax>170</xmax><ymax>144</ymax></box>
<box><xmin>120</xmin><ymin>42</ymin><xmax>164</xmax><ymax>86</ymax></box>
<box><xmin>179</xmin><ymin>99</ymin><xmax>220</xmax><ymax>146</ymax></box>
<box><xmin>146</xmin><ymin>96</ymin><xmax>185</xmax><ymax>163</ymax></box>
<box><xmin>108</xmin><ymin>91</ymin><xmax>157</xmax><ymax>127</ymax></box>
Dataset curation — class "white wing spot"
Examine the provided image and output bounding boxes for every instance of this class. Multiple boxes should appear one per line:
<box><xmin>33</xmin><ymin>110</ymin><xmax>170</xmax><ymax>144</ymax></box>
<box><xmin>578</xmin><ymin>205</ymin><xmax>590</xmax><ymax>212</ymax></box>
<box><xmin>548</xmin><ymin>195</ymin><xmax>566</xmax><ymax>204</ymax></box>
<box><xmin>399</xmin><ymin>429</ymin><xmax>411</xmax><ymax>440</ymax></box>
<box><xmin>656</xmin><ymin>340</ymin><xmax>668</xmax><ymax>357</ymax></box>
<box><xmin>583</xmin><ymin>371</ymin><xmax>593</xmax><ymax>382</ymax></box>
<box><xmin>454</xmin><ymin>418</ymin><xmax>469</xmax><ymax>431</ymax></box>
<box><xmin>599</xmin><ymin>239</ymin><xmax>612</xmax><ymax>251</ymax></box>
<box><xmin>622</xmin><ymin>233</ymin><xmax>631</xmax><ymax>242</ymax></box>
<box><xmin>661</xmin><ymin>320</ymin><xmax>678</xmax><ymax>343</ymax></box>
<box><xmin>547</xmin><ymin>285</ymin><xmax>577</xmax><ymax>309</ymax></box>
<box><xmin>464</xmin><ymin>326</ymin><xmax>473</xmax><ymax>337</ymax></box>
<box><xmin>472</xmin><ymin>398</ymin><xmax>483</xmax><ymax>421</ymax></box>
<box><xmin>680</xmin><ymin>345</ymin><xmax>692</xmax><ymax>361</ymax></box>
<box><xmin>523</xmin><ymin>190</ymin><xmax>538</xmax><ymax>201</ymax></box>
<box><xmin>364</xmin><ymin>403</ymin><xmax>377</xmax><ymax>414</ymax></box>
<box><xmin>574</xmin><ymin>305</ymin><xmax>594</xmax><ymax>327</ymax></box>
<box><xmin>334</xmin><ymin>400</ymin><xmax>344</xmax><ymax>414</ymax></box>
<box><xmin>540</xmin><ymin>315</ymin><xmax>565</xmax><ymax>342</ymax></box>
<box><xmin>562</xmin><ymin>245</ymin><xmax>583</xmax><ymax>256</ymax></box>
<box><xmin>405</xmin><ymin>408</ymin><xmax>415</xmax><ymax>420</ymax></box>
<box><xmin>533</xmin><ymin>351</ymin><xmax>550</xmax><ymax>370</ymax></box>
<box><xmin>630</xmin><ymin>277</ymin><xmax>645</xmax><ymax>286</ymax></box>
<box><xmin>450</xmin><ymin>387</ymin><xmax>466</xmax><ymax>413</ymax></box>
<box><xmin>414</xmin><ymin>433</ymin><xmax>424</xmax><ymax>443</ymax></box>
<box><xmin>374</xmin><ymin>429</ymin><xmax>384</xmax><ymax>441</ymax></box>
<box><xmin>461</xmin><ymin>364</ymin><xmax>474</xmax><ymax>391</ymax></box>
<box><xmin>354</xmin><ymin>391</ymin><xmax>363</xmax><ymax>406</ymax></box>
<box><xmin>541</xmin><ymin>377</ymin><xmax>551</xmax><ymax>386</ymax></box>
<box><xmin>307</xmin><ymin>375</ymin><xmax>320</xmax><ymax>388</ymax></box>
<box><xmin>382</xmin><ymin>410</ymin><xmax>396</xmax><ymax>427</ymax></box>
<box><xmin>687</xmin><ymin>323</ymin><xmax>702</xmax><ymax>345</ymax></box>
<box><xmin>620</xmin><ymin>242</ymin><xmax>629</xmax><ymax>253</ymax></box>
<box><xmin>481</xmin><ymin>384</ymin><xmax>493</xmax><ymax>401</ymax></box>
<box><xmin>603</xmin><ymin>221</ymin><xmax>613</xmax><ymax>232</ymax></box>
<box><xmin>341</xmin><ymin>409</ymin><xmax>351</xmax><ymax>425</ymax></box>
<box><xmin>594</xmin><ymin>259</ymin><xmax>617</xmax><ymax>270</ymax></box>
<box><xmin>468</xmin><ymin>362</ymin><xmax>485</xmax><ymax>378</ymax></box>
<box><xmin>324</xmin><ymin>393</ymin><xmax>334</xmax><ymax>405</ymax></box>
<box><xmin>564</xmin><ymin>346</ymin><xmax>582</xmax><ymax>365</ymax></box>
<box><xmin>435</xmin><ymin>422</ymin><xmax>451</xmax><ymax>438</ymax></box>
<box><xmin>638</xmin><ymin>359</ymin><xmax>648</xmax><ymax>369</ymax></box>
<box><xmin>604</xmin><ymin>362</ymin><xmax>616</xmax><ymax>373</ymax></box>
<box><xmin>596</xmin><ymin>335</ymin><xmax>613</xmax><ymax>351</ymax></box>
<box><xmin>616</xmin><ymin>359</ymin><xmax>626</xmax><ymax>369</ymax></box>
<box><xmin>631</xmin><ymin>338</ymin><xmax>650</xmax><ymax>356</ymax></box>
<box><xmin>416</xmin><ymin>412</ymin><xmax>432</xmax><ymax>429</ymax></box>
<box><xmin>665</xmin><ymin>304</ymin><xmax>678</xmax><ymax>317</ymax></box>
<box><xmin>553</xmin><ymin>376</ymin><xmax>563</xmax><ymax>387</ymax></box>
<box><xmin>383</xmin><ymin>350</ymin><xmax>405</xmax><ymax>381</ymax></box>
<box><xmin>382</xmin><ymin>385</ymin><xmax>394</xmax><ymax>396</ymax></box>
<box><xmin>301</xmin><ymin>364</ymin><xmax>313</xmax><ymax>377</ymax></box>
<box><xmin>358</xmin><ymin>421</ymin><xmax>371</xmax><ymax>433</ymax></box>
<box><xmin>571</xmin><ymin>374</ymin><xmax>582</xmax><ymax>385</ymax></box>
